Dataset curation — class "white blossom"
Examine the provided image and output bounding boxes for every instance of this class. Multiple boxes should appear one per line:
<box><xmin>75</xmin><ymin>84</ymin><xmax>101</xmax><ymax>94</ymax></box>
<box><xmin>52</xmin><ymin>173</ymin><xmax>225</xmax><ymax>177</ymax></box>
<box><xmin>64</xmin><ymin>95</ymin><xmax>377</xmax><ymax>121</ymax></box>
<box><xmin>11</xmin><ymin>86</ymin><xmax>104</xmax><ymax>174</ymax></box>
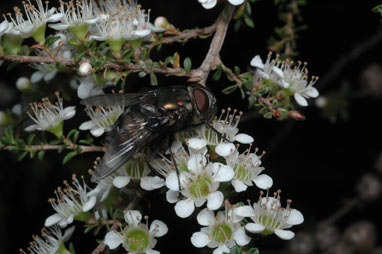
<box><xmin>234</xmin><ymin>190</ymin><xmax>304</xmax><ymax>240</ymax></box>
<box><xmin>25</xmin><ymin>92</ymin><xmax>76</xmax><ymax>137</ymax></box>
<box><xmin>250</xmin><ymin>52</ymin><xmax>319</xmax><ymax>106</ymax></box>
<box><xmin>225</xmin><ymin>149</ymin><xmax>273</xmax><ymax>192</ymax></box>
<box><xmin>104</xmin><ymin>210</ymin><xmax>168</xmax><ymax>254</ymax></box>
<box><xmin>2</xmin><ymin>0</ymin><xmax>62</xmax><ymax>41</ymax></box>
<box><xmin>191</xmin><ymin>208</ymin><xmax>250</xmax><ymax>254</ymax></box>
<box><xmin>45</xmin><ymin>175</ymin><xmax>96</xmax><ymax>228</ymax></box>
<box><xmin>198</xmin><ymin>0</ymin><xmax>244</xmax><ymax>9</ymax></box>
<box><xmin>30</xmin><ymin>63</ymin><xmax>58</xmax><ymax>83</ymax></box>
<box><xmin>20</xmin><ymin>226</ymin><xmax>75</xmax><ymax>254</ymax></box>
<box><xmin>16</xmin><ymin>77</ymin><xmax>31</xmax><ymax>91</ymax></box>
<box><xmin>79</xmin><ymin>104</ymin><xmax>123</xmax><ymax>137</ymax></box>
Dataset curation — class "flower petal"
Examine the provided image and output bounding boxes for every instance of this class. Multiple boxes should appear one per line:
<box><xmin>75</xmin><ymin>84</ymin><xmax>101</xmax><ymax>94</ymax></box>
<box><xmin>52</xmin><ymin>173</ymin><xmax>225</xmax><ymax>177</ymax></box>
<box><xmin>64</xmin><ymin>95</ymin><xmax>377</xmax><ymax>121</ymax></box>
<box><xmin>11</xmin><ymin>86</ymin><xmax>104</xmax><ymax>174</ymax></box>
<box><xmin>44</xmin><ymin>213</ymin><xmax>62</xmax><ymax>227</ymax></box>
<box><xmin>232</xmin><ymin>179</ymin><xmax>248</xmax><ymax>192</ymax></box>
<box><xmin>124</xmin><ymin>210</ymin><xmax>142</xmax><ymax>226</ymax></box>
<box><xmin>201</xmin><ymin>0</ymin><xmax>217</xmax><ymax>9</ymax></box>
<box><xmin>79</xmin><ymin>120</ymin><xmax>96</xmax><ymax>130</ymax></box>
<box><xmin>253</xmin><ymin>174</ymin><xmax>273</xmax><ymax>189</ymax></box>
<box><xmin>166</xmin><ymin>190</ymin><xmax>179</xmax><ymax>203</ymax></box>
<box><xmin>196</xmin><ymin>208</ymin><xmax>215</xmax><ymax>226</ymax></box>
<box><xmin>212</xmin><ymin>163</ymin><xmax>234</xmax><ymax>182</ymax></box>
<box><xmin>146</xmin><ymin>249</ymin><xmax>160</xmax><ymax>254</ymax></box>
<box><xmin>234</xmin><ymin>227</ymin><xmax>251</xmax><ymax>246</ymax></box>
<box><xmin>228</xmin><ymin>0</ymin><xmax>245</xmax><ymax>5</ymax></box>
<box><xmin>149</xmin><ymin>220</ymin><xmax>168</xmax><ymax>237</ymax></box>
<box><xmin>82</xmin><ymin>195</ymin><xmax>96</xmax><ymax>212</ymax></box>
<box><xmin>285</xmin><ymin>209</ymin><xmax>304</xmax><ymax>225</ymax></box>
<box><xmin>215</xmin><ymin>143</ymin><xmax>235</xmax><ymax>157</ymax></box>
<box><xmin>234</xmin><ymin>206</ymin><xmax>254</xmax><ymax>217</ymax></box>
<box><xmin>305</xmin><ymin>86</ymin><xmax>319</xmax><ymax>98</ymax></box>
<box><xmin>191</xmin><ymin>231</ymin><xmax>210</xmax><ymax>247</ymax></box>
<box><xmin>174</xmin><ymin>199</ymin><xmax>195</xmax><ymax>218</ymax></box>
<box><xmin>165</xmin><ymin>172</ymin><xmax>179</xmax><ymax>191</ymax></box>
<box><xmin>140</xmin><ymin>176</ymin><xmax>165</xmax><ymax>191</ymax></box>
<box><xmin>46</xmin><ymin>13</ymin><xmax>64</xmax><ymax>22</ymax></box>
<box><xmin>31</xmin><ymin>71</ymin><xmax>44</xmax><ymax>83</ymax></box>
<box><xmin>90</xmin><ymin>127</ymin><xmax>105</xmax><ymax>137</ymax></box>
<box><xmin>245</xmin><ymin>223</ymin><xmax>265</xmax><ymax>233</ymax></box>
<box><xmin>188</xmin><ymin>138</ymin><xmax>207</xmax><ymax>150</ymax></box>
<box><xmin>272</xmin><ymin>66</ymin><xmax>284</xmax><ymax>78</ymax></box>
<box><xmin>24</xmin><ymin>124</ymin><xmax>39</xmax><ymax>132</ymax></box>
<box><xmin>213</xmin><ymin>245</ymin><xmax>230</xmax><ymax>254</ymax></box>
<box><xmin>234</xmin><ymin>133</ymin><xmax>254</xmax><ymax>144</ymax></box>
<box><xmin>294</xmin><ymin>93</ymin><xmax>308</xmax><ymax>106</ymax></box>
<box><xmin>275</xmin><ymin>229</ymin><xmax>295</xmax><ymax>240</ymax></box>
<box><xmin>104</xmin><ymin>231</ymin><xmax>123</xmax><ymax>249</ymax></box>
<box><xmin>63</xmin><ymin>106</ymin><xmax>76</xmax><ymax>119</ymax></box>
<box><xmin>207</xmin><ymin>191</ymin><xmax>224</xmax><ymax>210</ymax></box>
<box><xmin>62</xmin><ymin>226</ymin><xmax>75</xmax><ymax>242</ymax></box>
<box><xmin>43</xmin><ymin>69</ymin><xmax>58</xmax><ymax>82</ymax></box>
<box><xmin>48</xmin><ymin>23</ymin><xmax>69</xmax><ymax>30</ymax></box>
<box><xmin>113</xmin><ymin>176</ymin><xmax>130</xmax><ymax>189</ymax></box>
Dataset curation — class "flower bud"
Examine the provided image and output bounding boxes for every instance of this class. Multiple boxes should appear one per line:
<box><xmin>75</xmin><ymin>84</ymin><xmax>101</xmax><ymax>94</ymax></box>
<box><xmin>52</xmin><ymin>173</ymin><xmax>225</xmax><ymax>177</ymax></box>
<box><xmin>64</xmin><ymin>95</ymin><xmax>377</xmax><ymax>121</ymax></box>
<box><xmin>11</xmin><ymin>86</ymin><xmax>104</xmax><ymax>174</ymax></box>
<box><xmin>344</xmin><ymin>221</ymin><xmax>376</xmax><ymax>251</ymax></box>
<box><xmin>0</xmin><ymin>111</ymin><xmax>11</xmax><ymax>126</ymax></box>
<box><xmin>356</xmin><ymin>173</ymin><xmax>382</xmax><ymax>202</ymax></box>
<box><xmin>154</xmin><ymin>16</ymin><xmax>170</xmax><ymax>29</ymax></box>
<box><xmin>78</xmin><ymin>62</ymin><xmax>93</xmax><ymax>76</ymax></box>
<box><xmin>16</xmin><ymin>77</ymin><xmax>32</xmax><ymax>91</ymax></box>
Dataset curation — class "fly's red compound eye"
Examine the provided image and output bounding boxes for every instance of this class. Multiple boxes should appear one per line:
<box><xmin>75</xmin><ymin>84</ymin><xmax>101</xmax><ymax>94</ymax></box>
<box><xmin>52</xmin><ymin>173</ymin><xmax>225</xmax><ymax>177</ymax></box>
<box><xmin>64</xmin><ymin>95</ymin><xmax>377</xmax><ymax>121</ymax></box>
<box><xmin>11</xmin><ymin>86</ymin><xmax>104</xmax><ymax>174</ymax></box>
<box><xmin>193</xmin><ymin>88</ymin><xmax>209</xmax><ymax>113</ymax></box>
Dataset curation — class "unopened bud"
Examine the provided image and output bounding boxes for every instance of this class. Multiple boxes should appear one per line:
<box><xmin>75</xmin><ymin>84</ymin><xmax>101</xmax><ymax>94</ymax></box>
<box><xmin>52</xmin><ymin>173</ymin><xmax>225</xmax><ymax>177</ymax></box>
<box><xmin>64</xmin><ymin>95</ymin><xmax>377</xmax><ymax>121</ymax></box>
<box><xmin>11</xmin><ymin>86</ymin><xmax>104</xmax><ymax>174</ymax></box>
<box><xmin>356</xmin><ymin>173</ymin><xmax>382</xmax><ymax>202</ymax></box>
<box><xmin>0</xmin><ymin>111</ymin><xmax>11</xmax><ymax>126</ymax></box>
<box><xmin>78</xmin><ymin>62</ymin><xmax>93</xmax><ymax>76</ymax></box>
<box><xmin>154</xmin><ymin>16</ymin><xmax>170</xmax><ymax>29</ymax></box>
<box><xmin>344</xmin><ymin>221</ymin><xmax>376</xmax><ymax>251</ymax></box>
<box><xmin>16</xmin><ymin>77</ymin><xmax>31</xmax><ymax>91</ymax></box>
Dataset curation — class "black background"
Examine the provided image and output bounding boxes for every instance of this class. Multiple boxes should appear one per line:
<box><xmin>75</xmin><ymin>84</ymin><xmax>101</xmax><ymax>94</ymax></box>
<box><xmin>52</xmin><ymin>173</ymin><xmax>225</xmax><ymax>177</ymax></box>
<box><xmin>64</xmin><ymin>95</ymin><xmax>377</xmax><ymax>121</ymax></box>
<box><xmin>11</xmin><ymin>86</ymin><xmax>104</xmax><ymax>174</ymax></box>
<box><xmin>0</xmin><ymin>0</ymin><xmax>381</xmax><ymax>253</ymax></box>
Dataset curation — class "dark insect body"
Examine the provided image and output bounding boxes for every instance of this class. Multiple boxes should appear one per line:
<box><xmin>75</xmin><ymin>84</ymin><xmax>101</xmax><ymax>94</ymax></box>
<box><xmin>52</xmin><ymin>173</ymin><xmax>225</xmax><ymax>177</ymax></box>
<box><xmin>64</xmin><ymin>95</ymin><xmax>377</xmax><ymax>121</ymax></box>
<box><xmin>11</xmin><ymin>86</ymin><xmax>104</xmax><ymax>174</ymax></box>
<box><xmin>81</xmin><ymin>84</ymin><xmax>217</xmax><ymax>182</ymax></box>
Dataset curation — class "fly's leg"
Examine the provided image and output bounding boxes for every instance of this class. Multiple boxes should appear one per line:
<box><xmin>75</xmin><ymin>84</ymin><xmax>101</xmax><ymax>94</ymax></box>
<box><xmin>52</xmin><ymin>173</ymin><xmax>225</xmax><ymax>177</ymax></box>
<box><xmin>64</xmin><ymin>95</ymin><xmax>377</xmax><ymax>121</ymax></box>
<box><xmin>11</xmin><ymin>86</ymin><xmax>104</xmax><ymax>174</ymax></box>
<box><xmin>206</xmin><ymin>123</ymin><xmax>231</xmax><ymax>143</ymax></box>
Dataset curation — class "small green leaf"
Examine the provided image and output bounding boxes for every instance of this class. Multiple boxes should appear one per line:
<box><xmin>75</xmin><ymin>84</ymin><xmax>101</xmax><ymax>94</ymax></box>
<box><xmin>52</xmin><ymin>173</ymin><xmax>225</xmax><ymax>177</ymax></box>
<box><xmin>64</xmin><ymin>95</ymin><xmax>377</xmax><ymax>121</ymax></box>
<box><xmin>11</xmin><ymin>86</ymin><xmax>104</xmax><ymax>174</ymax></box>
<box><xmin>6</xmin><ymin>61</ymin><xmax>20</xmax><ymax>71</ymax></box>
<box><xmin>63</xmin><ymin>151</ymin><xmax>77</xmax><ymax>165</ymax></box>
<box><xmin>264</xmin><ymin>112</ymin><xmax>273</xmax><ymax>119</ymax></box>
<box><xmin>150</xmin><ymin>73</ymin><xmax>158</xmax><ymax>86</ymax></box>
<box><xmin>38</xmin><ymin>150</ymin><xmax>46</xmax><ymax>160</ymax></box>
<box><xmin>58</xmin><ymin>144</ymin><xmax>67</xmax><ymax>154</ymax></box>
<box><xmin>222</xmin><ymin>84</ymin><xmax>238</xmax><ymax>94</ymax></box>
<box><xmin>74</xmin><ymin>51</ymin><xmax>87</xmax><ymax>62</ymax></box>
<box><xmin>183</xmin><ymin>57</ymin><xmax>192</xmax><ymax>73</ymax></box>
<box><xmin>213</xmin><ymin>67</ymin><xmax>222</xmax><ymax>81</ymax></box>
<box><xmin>234</xmin><ymin>66</ymin><xmax>241</xmax><ymax>75</ymax></box>
<box><xmin>49</xmin><ymin>139</ymin><xmax>61</xmax><ymax>145</ymax></box>
<box><xmin>244</xmin><ymin>16</ymin><xmax>255</xmax><ymax>28</ymax></box>
<box><xmin>84</xmin><ymin>225</ymin><xmax>97</xmax><ymax>234</ymax></box>
<box><xmin>17</xmin><ymin>151</ymin><xmax>28</xmax><ymax>161</ymax></box>
<box><xmin>228</xmin><ymin>245</ymin><xmax>241</xmax><ymax>254</ymax></box>
<box><xmin>69</xmin><ymin>242</ymin><xmax>76</xmax><ymax>254</ymax></box>
<box><xmin>29</xmin><ymin>149</ymin><xmax>37</xmax><ymax>159</ymax></box>
<box><xmin>248</xmin><ymin>248</ymin><xmax>259</xmax><ymax>254</ymax></box>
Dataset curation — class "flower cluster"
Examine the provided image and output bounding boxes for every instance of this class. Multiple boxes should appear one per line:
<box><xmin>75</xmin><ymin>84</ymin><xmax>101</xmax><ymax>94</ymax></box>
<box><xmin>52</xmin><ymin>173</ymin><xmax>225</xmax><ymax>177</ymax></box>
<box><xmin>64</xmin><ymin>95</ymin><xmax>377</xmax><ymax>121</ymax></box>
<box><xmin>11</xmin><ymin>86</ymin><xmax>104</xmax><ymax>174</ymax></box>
<box><xmin>251</xmin><ymin>52</ymin><xmax>319</xmax><ymax>106</ymax></box>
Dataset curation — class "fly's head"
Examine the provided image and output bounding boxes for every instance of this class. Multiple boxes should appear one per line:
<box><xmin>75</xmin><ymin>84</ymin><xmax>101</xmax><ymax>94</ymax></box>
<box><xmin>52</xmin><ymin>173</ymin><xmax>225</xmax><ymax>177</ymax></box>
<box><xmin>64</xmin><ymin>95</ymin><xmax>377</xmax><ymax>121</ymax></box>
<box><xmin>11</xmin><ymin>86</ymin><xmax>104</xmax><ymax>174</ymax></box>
<box><xmin>188</xmin><ymin>84</ymin><xmax>217</xmax><ymax>125</ymax></box>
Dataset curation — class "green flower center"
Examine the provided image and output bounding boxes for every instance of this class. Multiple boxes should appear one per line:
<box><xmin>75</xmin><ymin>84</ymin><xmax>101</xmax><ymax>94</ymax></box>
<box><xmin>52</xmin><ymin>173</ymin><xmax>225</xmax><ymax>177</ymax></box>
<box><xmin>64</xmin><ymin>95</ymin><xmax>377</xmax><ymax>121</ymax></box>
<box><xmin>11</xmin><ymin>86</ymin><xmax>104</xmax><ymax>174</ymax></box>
<box><xmin>125</xmin><ymin>228</ymin><xmax>150</xmax><ymax>252</ymax></box>
<box><xmin>68</xmin><ymin>24</ymin><xmax>89</xmax><ymax>40</ymax></box>
<box><xmin>47</xmin><ymin>121</ymin><xmax>64</xmax><ymax>138</ymax></box>
<box><xmin>32</xmin><ymin>24</ymin><xmax>47</xmax><ymax>44</ymax></box>
<box><xmin>189</xmin><ymin>175</ymin><xmax>212</xmax><ymax>199</ymax></box>
<box><xmin>259</xmin><ymin>215</ymin><xmax>280</xmax><ymax>235</ymax></box>
<box><xmin>234</xmin><ymin>165</ymin><xmax>250</xmax><ymax>181</ymax></box>
<box><xmin>125</xmin><ymin>159</ymin><xmax>146</xmax><ymax>179</ymax></box>
<box><xmin>212</xmin><ymin>223</ymin><xmax>232</xmax><ymax>244</ymax></box>
<box><xmin>106</xmin><ymin>38</ymin><xmax>126</xmax><ymax>53</ymax></box>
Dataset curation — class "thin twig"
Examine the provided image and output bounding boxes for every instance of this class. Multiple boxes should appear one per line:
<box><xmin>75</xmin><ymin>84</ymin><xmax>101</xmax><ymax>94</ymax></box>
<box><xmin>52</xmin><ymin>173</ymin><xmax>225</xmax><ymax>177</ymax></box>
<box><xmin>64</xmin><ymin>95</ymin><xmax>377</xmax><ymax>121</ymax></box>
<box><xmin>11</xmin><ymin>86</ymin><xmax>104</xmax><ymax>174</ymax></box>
<box><xmin>191</xmin><ymin>4</ymin><xmax>236</xmax><ymax>85</ymax></box>
<box><xmin>2</xmin><ymin>144</ymin><xmax>106</xmax><ymax>153</ymax></box>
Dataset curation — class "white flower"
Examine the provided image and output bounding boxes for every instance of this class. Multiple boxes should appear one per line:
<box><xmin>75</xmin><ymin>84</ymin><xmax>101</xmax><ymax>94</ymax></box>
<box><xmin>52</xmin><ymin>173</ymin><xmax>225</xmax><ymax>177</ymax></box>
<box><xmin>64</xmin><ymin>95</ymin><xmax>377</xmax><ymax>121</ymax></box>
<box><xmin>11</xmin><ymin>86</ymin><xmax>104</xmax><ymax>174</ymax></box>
<box><xmin>191</xmin><ymin>208</ymin><xmax>250</xmax><ymax>254</ymax></box>
<box><xmin>79</xmin><ymin>104</ymin><xmax>123</xmax><ymax>137</ymax></box>
<box><xmin>25</xmin><ymin>92</ymin><xmax>76</xmax><ymax>137</ymax></box>
<box><xmin>250</xmin><ymin>52</ymin><xmax>319</xmax><ymax>106</ymax></box>
<box><xmin>78</xmin><ymin>62</ymin><xmax>93</xmax><ymax>76</ymax></box>
<box><xmin>198</xmin><ymin>0</ymin><xmax>244</xmax><ymax>9</ymax></box>
<box><xmin>49</xmin><ymin>0</ymin><xmax>99</xmax><ymax>40</ymax></box>
<box><xmin>104</xmin><ymin>210</ymin><xmax>168</xmax><ymax>254</ymax></box>
<box><xmin>112</xmin><ymin>153</ymin><xmax>165</xmax><ymax>191</ymax></box>
<box><xmin>45</xmin><ymin>175</ymin><xmax>96</xmax><ymax>228</ymax></box>
<box><xmin>2</xmin><ymin>0</ymin><xmax>62</xmax><ymax>42</ymax></box>
<box><xmin>20</xmin><ymin>226</ymin><xmax>75</xmax><ymax>254</ymax></box>
<box><xmin>30</xmin><ymin>63</ymin><xmax>58</xmax><ymax>83</ymax></box>
<box><xmin>196</xmin><ymin>108</ymin><xmax>253</xmax><ymax>146</ymax></box>
<box><xmin>225</xmin><ymin>149</ymin><xmax>273</xmax><ymax>192</ymax></box>
<box><xmin>234</xmin><ymin>190</ymin><xmax>304</xmax><ymax>240</ymax></box>
<box><xmin>171</xmin><ymin>162</ymin><xmax>233</xmax><ymax>218</ymax></box>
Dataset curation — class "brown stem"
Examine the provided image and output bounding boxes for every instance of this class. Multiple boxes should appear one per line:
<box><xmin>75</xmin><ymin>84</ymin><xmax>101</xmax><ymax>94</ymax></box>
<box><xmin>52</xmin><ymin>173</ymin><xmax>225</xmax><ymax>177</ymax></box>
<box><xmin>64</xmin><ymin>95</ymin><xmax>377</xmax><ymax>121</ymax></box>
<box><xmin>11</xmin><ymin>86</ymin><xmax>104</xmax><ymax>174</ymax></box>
<box><xmin>192</xmin><ymin>4</ymin><xmax>236</xmax><ymax>86</ymax></box>
<box><xmin>2</xmin><ymin>144</ymin><xmax>106</xmax><ymax>153</ymax></box>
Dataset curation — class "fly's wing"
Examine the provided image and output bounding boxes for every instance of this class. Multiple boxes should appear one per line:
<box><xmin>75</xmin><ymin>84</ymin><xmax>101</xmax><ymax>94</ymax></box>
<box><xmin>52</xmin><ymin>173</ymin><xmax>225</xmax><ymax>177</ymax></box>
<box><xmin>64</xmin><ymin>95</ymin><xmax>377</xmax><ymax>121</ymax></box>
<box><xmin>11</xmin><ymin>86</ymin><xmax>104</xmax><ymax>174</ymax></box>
<box><xmin>80</xmin><ymin>93</ymin><xmax>143</xmax><ymax>107</ymax></box>
<box><xmin>91</xmin><ymin>109</ymin><xmax>161</xmax><ymax>182</ymax></box>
